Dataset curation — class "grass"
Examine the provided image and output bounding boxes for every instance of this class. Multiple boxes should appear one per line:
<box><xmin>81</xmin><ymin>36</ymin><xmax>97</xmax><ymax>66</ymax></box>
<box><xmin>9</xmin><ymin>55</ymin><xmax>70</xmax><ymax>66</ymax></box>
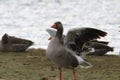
<box><xmin>0</xmin><ymin>49</ymin><xmax>120</xmax><ymax>80</ymax></box>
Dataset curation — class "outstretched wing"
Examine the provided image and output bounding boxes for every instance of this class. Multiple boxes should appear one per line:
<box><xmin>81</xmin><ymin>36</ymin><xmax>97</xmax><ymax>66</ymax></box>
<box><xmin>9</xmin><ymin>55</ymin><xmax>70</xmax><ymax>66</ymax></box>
<box><xmin>64</xmin><ymin>27</ymin><xmax>107</xmax><ymax>52</ymax></box>
<box><xmin>46</xmin><ymin>28</ymin><xmax>57</xmax><ymax>37</ymax></box>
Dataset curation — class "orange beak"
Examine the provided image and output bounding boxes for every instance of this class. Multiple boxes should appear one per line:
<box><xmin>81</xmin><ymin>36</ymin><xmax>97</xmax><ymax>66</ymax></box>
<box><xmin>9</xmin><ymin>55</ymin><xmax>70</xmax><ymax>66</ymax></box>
<box><xmin>51</xmin><ymin>23</ymin><xmax>57</xmax><ymax>29</ymax></box>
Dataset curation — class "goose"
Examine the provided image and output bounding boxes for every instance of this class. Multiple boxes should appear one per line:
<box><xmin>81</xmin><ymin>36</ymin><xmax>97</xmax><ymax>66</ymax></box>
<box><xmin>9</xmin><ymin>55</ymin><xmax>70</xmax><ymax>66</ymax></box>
<box><xmin>46</xmin><ymin>26</ymin><xmax>109</xmax><ymax>56</ymax></box>
<box><xmin>82</xmin><ymin>40</ymin><xmax>114</xmax><ymax>56</ymax></box>
<box><xmin>0</xmin><ymin>33</ymin><xmax>34</xmax><ymax>52</ymax></box>
<box><xmin>46</xmin><ymin>21</ymin><xmax>107</xmax><ymax>80</ymax></box>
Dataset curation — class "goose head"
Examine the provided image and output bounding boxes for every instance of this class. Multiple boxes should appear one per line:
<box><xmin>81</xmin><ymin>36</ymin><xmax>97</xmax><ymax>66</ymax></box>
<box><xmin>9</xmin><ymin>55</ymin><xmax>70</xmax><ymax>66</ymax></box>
<box><xmin>48</xmin><ymin>21</ymin><xmax>63</xmax><ymax>40</ymax></box>
<box><xmin>51</xmin><ymin>21</ymin><xmax>63</xmax><ymax>38</ymax></box>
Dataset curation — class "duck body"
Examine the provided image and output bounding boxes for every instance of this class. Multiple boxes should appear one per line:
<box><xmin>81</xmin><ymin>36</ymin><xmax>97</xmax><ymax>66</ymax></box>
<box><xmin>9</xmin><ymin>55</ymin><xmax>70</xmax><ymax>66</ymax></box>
<box><xmin>46</xmin><ymin>36</ymin><xmax>86</xmax><ymax>68</ymax></box>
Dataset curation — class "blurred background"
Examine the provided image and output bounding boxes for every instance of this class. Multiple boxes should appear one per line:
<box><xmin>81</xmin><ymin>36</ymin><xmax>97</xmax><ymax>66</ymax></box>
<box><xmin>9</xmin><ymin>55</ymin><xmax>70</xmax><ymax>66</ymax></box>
<box><xmin>0</xmin><ymin>0</ymin><xmax>120</xmax><ymax>55</ymax></box>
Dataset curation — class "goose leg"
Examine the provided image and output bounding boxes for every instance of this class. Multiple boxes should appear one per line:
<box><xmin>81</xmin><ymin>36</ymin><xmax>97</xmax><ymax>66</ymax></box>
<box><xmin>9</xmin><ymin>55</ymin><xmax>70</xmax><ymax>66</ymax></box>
<box><xmin>73</xmin><ymin>69</ymin><xmax>76</xmax><ymax>80</ymax></box>
<box><xmin>59</xmin><ymin>68</ymin><xmax>62</xmax><ymax>80</ymax></box>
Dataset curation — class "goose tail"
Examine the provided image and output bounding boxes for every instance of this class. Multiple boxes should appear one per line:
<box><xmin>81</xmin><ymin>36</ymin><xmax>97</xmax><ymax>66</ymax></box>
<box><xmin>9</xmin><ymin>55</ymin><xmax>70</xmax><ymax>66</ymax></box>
<box><xmin>76</xmin><ymin>56</ymin><xmax>92</xmax><ymax>68</ymax></box>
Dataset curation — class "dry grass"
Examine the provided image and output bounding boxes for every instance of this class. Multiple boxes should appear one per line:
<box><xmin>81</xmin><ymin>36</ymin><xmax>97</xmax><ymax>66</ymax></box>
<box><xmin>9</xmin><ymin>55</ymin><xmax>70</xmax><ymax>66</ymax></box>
<box><xmin>0</xmin><ymin>49</ymin><xmax>120</xmax><ymax>80</ymax></box>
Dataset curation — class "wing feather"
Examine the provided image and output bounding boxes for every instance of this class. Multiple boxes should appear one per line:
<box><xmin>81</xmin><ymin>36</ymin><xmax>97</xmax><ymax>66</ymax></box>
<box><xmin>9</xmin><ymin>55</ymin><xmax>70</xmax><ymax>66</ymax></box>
<box><xmin>65</xmin><ymin>27</ymin><xmax>107</xmax><ymax>51</ymax></box>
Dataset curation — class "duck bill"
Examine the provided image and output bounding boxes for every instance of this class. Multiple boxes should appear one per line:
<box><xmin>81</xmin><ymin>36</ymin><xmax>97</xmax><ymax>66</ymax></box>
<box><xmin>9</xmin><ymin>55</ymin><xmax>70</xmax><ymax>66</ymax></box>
<box><xmin>48</xmin><ymin>36</ymin><xmax>52</xmax><ymax>40</ymax></box>
<box><xmin>51</xmin><ymin>24</ymin><xmax>56</xmax><ymax>29</ymax></box>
